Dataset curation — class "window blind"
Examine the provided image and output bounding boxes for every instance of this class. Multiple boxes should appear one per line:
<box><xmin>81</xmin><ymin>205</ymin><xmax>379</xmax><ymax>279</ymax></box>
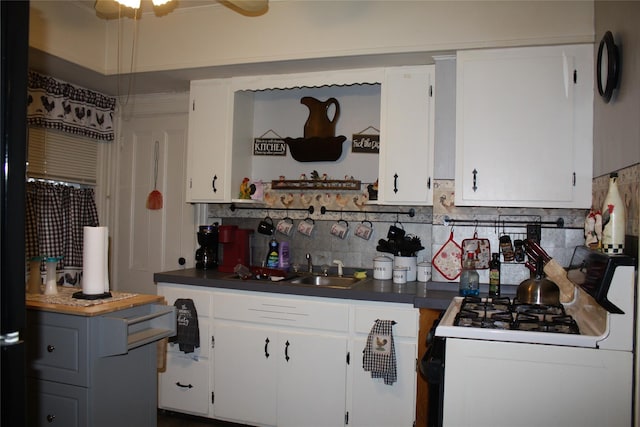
<box><xmin>27</xmin><ymin>127</ymin><xmax>98</xmax><ymax>184</ymax></box>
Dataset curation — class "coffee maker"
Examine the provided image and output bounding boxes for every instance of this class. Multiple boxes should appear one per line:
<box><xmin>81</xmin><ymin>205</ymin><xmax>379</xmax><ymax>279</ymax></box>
<box><xmin>195</xmin><ymin>224</ymin><xmax>218</xmax><ymax>270</ymax></box>
<box><xmin>218</xmin><ymin>225</ymin><xmax>253</xmax><ymax>273</ymax></box>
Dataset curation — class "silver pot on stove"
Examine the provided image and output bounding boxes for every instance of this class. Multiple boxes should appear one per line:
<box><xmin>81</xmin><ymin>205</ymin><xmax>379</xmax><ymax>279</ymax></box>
<box><xmin>516</xmin><ymin>257</ymin><xmax>560</xmax><ymax>305</ymax></box>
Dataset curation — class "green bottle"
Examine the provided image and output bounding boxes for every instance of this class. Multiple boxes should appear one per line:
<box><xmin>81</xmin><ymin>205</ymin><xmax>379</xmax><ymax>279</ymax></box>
<box><xmin>489</xmin><ymin>253</ymin><xmax>501</xmax><ymax>296</ymax></box>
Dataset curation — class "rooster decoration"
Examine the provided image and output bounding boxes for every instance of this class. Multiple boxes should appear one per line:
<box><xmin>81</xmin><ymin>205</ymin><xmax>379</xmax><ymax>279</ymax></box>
<box><xmin>584</xmin><ymin>210</ymin><xmax>603</xmax><ymax>248</ymax></box>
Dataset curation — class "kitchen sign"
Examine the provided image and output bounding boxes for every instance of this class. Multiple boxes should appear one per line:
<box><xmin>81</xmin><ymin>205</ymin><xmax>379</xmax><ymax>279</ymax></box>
<box><xmin>352</xmin><ymin>126</ymin><xmax>380</xmax><ymax>153</ymax></box>
<box><xmin>351</xmin><ymin>133</ymin><xmax>380</xmax><ymax>153</ymax></box>
<box><xmin>253</xmin><ymin>137</ymin><xmax>287</xmax><ymax>156</ymax></box>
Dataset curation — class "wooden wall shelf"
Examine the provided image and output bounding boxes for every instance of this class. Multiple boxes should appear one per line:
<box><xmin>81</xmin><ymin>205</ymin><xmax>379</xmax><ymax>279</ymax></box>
<box><xmin>271</xmin><ymin>179</ymin><xmax>361</xmax><ymax>191</ymax></box>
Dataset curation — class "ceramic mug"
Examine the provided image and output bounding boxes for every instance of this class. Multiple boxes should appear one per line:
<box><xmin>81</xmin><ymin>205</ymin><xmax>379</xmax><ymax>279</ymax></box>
<box><xmin>276</xmin><ymin>217</ymin><xmax>294</xmax><ymax>236</ymax></box>
<box><xmin>257</xmin><ymin>216</ymin><xmax>275</xmax><ymax>235</ymax></box>
<box><xmin>330</xmin><ymin>219</ymin><xmax>349</xmax><ymax>239</ymax></box>
<box><xmin>355</xmin><ymin>220</ymin><xmax>374</xmax><ymax>240</ymax></box>
<box><xmin>297</xmin><ymin>218</ymin><xmax>315</xmax><ymax>237</ymax></box>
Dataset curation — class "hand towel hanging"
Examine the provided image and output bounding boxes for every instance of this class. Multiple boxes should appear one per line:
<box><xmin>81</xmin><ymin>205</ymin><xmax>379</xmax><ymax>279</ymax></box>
<box><xmin>363</xmin><ymin>319</ymin><xmax>397</xmax><ymax>385</ymax></box>
<box><xmin>168</xmin><ymin>298</ymin><xmax>200</xmax><ymax>354</ymax></box>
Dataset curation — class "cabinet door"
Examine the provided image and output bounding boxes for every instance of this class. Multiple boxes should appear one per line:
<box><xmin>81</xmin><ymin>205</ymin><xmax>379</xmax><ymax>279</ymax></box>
<box><xmin>186</xmin><ymin>79</ymin><xmax>232</xmax><ymax>202</ymax></box>
<box><xmin>27</xmin><ymin>379</ymin><xmax>88</xmax><ymax>427</ymax></box>
<box><xmin>455</xmin><ymin>45</ymin><xmax>593</xmax><ymax>208</ymax></box>
<box><xmin>213</xmin><ymin>322</ymin><xmax>278</xmax><ymax>426</ymax></box>
<box><xmin>277</xmin><ymin>330</ymin><xmax>348</xmax><ymax>427</ymax></box>
<box><xmin>159</xmin><ymin>353</ymin><xmax>212</xmax><ymax>417</ymax></box>
<box><xmin>350</xmin><ymin>338</ymin><xmax>417</xmax><ymax>427</ymax></box>
<box><xmin>379</xmin><ymin>66</ymin><xmax>435</xmax><ymax>205</ymax></box>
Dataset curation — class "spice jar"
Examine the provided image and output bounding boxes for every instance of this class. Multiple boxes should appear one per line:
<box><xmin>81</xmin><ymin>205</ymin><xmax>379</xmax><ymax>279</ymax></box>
<box><xmin>499</xmin><ymin>235</ymin><xmax>515</xmax><ymax>262</ymax></box>
<box><xmin>514</xmin><ymin>239</ymin><xmax>525</xmax><ymax>262</ymax></box>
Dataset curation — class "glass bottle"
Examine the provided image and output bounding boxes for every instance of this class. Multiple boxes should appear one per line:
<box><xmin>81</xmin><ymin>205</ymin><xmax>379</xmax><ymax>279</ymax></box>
<box><xmin>459</xmin><ymin>252</ymin><xmax>480</xmax><ymax>297</ymax></box>
<box><xmin>602</xmin><ymin>172</ymin><xmax>625</xmax><ymax>254</ymax></box>
<box><xmin>27</xmin><ymin>256</ymin><xmax>43</xmax><ymax>294</ymax></box>
<box><xmin>488</xmin><ymin>253</ymin><xmax>501</xmax><ymax>296</ymax></box>
<box><xmin>44</xmin><ymin>257</ymin><xmax>60</xmax><ymax>295</ymax></box>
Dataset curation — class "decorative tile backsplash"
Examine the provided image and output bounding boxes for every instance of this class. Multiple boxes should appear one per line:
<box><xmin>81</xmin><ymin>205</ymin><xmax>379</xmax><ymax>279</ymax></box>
<box><xmin>207</xmin><ymin>163</ymin><xmax>639</xmax><ymax>285</ymax></box>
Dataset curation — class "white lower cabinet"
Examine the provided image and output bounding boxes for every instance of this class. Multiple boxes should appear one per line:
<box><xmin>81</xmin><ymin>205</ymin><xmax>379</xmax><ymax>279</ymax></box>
<box><xmin>349</xmin><ymin>303</ymin><xmax>419</xmax><ymax>427</ymax></box>
<box><xmin>158</xmin><ymin>284</ymin><xmax>213</xmax><ymax>417</ymax></box>
<box><xmin>213</xmin><ymin>322</ymin><xmax>348</xmax><ymax>427</ymax></box>
<box><xmin>158</xmin><ymin>283</ymin><xmax>419</xmax><ymax>427</ymax></box>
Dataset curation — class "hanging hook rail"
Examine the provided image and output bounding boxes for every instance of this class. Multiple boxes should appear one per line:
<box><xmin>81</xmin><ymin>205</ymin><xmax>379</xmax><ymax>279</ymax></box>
<box><xmin>229</xmin><ymin>203</ymin><xmax>314</xmax><ymax>214</ymax></box>
<box><xmin>320</xmin><ymin>206</ymin><xmax>415</xmax><ymax>217</ymax></box>
<box><xmin>443</xmin><ymin>216</ymin><xmax>564</xmax><ymax>228</ymax></box>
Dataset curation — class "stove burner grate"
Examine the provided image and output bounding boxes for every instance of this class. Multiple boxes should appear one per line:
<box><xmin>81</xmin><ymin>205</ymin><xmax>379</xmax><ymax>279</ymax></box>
<box><xmin>453</xmin><ymin>297</ymin><xmax>580</xmax><ymax>334</ymax></box>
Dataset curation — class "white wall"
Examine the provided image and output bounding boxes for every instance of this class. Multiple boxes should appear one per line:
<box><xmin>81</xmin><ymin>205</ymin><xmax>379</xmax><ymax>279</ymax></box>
<box><xmin>30</xmin><ymin>1</ymin><xmax>594</xmax><ymax>76</ymax></box>
<box><xmin>593</xmin><ymin>1</ymin><xmax>640</xmax><ymax>176</ymax></box>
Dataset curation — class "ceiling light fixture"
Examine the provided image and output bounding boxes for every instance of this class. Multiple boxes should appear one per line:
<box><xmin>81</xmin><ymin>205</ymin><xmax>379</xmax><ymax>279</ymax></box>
<box><xmin>114</xmin><ymin>0</ymin><xmax>141</xmax><ymax>9</ymax></box>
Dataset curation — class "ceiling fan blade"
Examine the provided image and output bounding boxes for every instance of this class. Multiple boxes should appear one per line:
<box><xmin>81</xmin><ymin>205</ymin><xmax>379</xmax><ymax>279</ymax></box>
<box><xmin>95</xmin><ymin>0</ymin><xmax>121</xmax><ymax>15</ymax></box>
<box><xmin>224</xmin><ymin>0</ymin><xmax>268</xmax><ymax>14</ymax></box>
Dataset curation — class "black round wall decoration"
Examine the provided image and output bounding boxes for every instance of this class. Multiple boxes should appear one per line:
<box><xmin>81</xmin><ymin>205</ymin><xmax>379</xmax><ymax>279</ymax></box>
<box><xmin>597</xmin><ymin>31</ymin><xmax>620</xmax><ymax>103</ymax></box>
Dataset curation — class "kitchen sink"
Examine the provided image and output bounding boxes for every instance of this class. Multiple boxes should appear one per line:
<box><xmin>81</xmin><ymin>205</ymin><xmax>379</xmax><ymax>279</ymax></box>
<box><xmin>286</xmin><ymin>274</ymin><xmax>363</xmax><ymax>289</ymax></box>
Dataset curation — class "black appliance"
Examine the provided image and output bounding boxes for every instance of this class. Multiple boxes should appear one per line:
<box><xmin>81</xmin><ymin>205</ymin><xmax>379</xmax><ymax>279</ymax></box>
<box><xmin>1</xmin><ymin>2</ymin><xmax>29</xmax><ymax>425</ymax></box>
<box><xmin>195</xmin><ymin>224</ymin><xmax>218</xmax><ymax>270</ymax></box>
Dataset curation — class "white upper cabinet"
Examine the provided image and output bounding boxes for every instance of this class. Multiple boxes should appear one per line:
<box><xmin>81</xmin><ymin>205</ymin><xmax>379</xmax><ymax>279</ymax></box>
<box><xmin>186</xmin><ymin>78</ymin><xmax>233</xmax><ymax>203</ymax></box>
<box><xmin>454</xmin><ymin>44</ymin><xmax>593</xmax><ymax>208</ymax></box>
<box><xmin>378</xmin><ymin>66</ymin><xmax>435</xmax><ymax>205</ymax></box>
<box><xmin>186</xmin><ymin>66</ymin><xmax>435</xmax><ymax>205</ymax></box>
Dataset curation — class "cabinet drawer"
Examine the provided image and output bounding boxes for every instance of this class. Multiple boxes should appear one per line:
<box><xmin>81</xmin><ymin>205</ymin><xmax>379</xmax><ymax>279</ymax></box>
<box><xmin>27</xmin><ymin>378</ymin><xmax>88</xmax><ymax>427</ymax></box>
<box><xmin>159</xmin><ymin>353</ymin><xmax>211</xmax><ymax>417</ymax></box>
<box><xmin>354</xmin><ymin>305</ymin><xmax>418</xmax><ymax>338</ymax></box>
<box><xmin>213</xmin><ymin>292</ymin><xmax>349</xmax><ymax>332</ymax></box>
<box><xmin>158</xmin><ymin>283</ymin><xmax>212</xmax><ymax>318</ymax></box>
<box><xmin>26</xmin><ymin>311</ymin><xmax>88</xmax><ymax>386</ymax></box>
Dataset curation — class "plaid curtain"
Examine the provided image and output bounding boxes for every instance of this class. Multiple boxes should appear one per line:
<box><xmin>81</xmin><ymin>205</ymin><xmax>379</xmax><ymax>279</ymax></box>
<box><xmin>25</xmin><ymin>181</ymin><xmax>100</xmax><ymax>271</ymax></box>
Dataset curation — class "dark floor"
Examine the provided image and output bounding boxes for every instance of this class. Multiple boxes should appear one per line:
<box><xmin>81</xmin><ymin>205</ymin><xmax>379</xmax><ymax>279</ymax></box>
<box><xmin>157</xmin><ymin>410</ymin><xmax>251</xmax><ymax>427</ymax></box>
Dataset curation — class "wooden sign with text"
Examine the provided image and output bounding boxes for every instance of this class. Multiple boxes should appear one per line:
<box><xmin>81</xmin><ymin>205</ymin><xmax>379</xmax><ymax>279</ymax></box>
<box><xmin>351</xmin><ymin>134</ymin><xmax>380</xmax><ymax>153</ymax></box>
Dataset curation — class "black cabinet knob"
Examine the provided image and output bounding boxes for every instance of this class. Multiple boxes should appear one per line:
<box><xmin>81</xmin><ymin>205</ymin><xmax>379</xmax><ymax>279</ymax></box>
<box><xmin>46</xmin><ymin>414</ymin><xmax>56</xmax><ymax>422</ymax></box>
<box><xmin>46</xmin><ymin>345</ymin><xmax>55</xmax><ymax>353</ymax></box>
<box><xmin>178</xmin><ymin>257</ymin><xmax>186</xmax><ymax>266</ymax></box>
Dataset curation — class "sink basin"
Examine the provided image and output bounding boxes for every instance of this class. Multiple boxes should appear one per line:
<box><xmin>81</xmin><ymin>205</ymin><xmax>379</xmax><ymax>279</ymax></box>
<box><xmin>286</xmin><ymin>275</ymin><xmax>362</xmax><ymax>289</ymax></box>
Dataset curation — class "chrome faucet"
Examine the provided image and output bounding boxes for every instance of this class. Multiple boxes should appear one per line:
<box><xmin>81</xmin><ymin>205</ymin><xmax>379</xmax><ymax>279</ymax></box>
<box><xmin>305</xmin><ymin>253</ymin><xmax>313</xmax><ymax>273</ymax></box>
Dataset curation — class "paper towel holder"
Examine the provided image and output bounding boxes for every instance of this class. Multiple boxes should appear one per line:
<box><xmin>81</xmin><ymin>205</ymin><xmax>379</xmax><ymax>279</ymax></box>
<box><xmin>73</xmin><ymin>290</ymin><xmax>112</xmax><ymax>300</ymax></box>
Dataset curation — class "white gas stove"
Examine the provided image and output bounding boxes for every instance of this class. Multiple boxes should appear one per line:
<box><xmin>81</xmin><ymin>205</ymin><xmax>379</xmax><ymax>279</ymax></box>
<box><xmin>426</xmin><ymin>246</ymin><xmax>636</xmax><ymax>427</ymax></box>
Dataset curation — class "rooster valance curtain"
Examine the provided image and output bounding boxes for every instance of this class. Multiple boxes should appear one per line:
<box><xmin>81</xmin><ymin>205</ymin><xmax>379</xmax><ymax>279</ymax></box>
<box><xmin>27</xmin><ymin>71</ymin><xmax>116</xmax><ymax>142</ymax></box>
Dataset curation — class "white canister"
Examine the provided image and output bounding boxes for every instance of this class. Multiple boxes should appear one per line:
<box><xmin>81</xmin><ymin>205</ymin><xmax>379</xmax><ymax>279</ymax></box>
<box><xmin>394</xmin><ymin>256</ymin><xmax>417</xmax><ymax>282</ymax></box>
<box><xmin>373</xmin><ymin>255</ymin><xmax>393</xmax><ymax>280</ymax></box>
<box><xmin>393</xmin><ymin>267</ymin><xmax>408</xmax><ymax>284</ymax></box>
<box><xmin>417</xmin><ymin>262</ymin><xmax>432</xmax><ymax>282</ymax></box>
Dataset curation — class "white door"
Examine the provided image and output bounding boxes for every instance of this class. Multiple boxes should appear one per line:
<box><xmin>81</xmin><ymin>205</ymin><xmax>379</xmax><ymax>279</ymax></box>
<box><xmin>350</xmin><ymin>338</ymin><xmax>417</xmax><ymax>427</ymax></box>
<box><xmin>115</xmin><ymin>113</ymin><xmax>194</xmax><ymax>294</ymax></box>
<box><xmin>378</xmin><ymin>66</ymin><xmax>435</xmax><ymax>205</ymax></box>
<box><xmin>455</xmin><ymin>44</ymin><xmax>593</xmax><ymax>208</ymax></box>
<box><xmin>277</xmin><ymin>330</ymin><xmax>348</xmax><ymax>427</ymax></box>
<box><xmin>213</xmin><ymin>322</ymin><xmax>278</xmax><ymax>426</ymax></box>
<box><xmin>186</xmin><ymin>79</ymin><xmax>232</xmax><ymax>202</ymax></box>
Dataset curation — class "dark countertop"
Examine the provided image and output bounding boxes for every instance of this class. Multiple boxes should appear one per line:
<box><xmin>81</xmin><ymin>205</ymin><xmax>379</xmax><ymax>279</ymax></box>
<box><xmin>154</xmin><ymin>268</ymin><xmax>517</xmax><ymax>311</ymax></box>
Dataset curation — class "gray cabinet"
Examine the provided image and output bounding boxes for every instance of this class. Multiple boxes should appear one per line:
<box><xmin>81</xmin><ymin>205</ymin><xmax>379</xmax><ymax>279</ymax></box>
<box><xmin>26</xmin><ymin>300</ymin><xmax>174</xmax><ymax>427</ymax></box>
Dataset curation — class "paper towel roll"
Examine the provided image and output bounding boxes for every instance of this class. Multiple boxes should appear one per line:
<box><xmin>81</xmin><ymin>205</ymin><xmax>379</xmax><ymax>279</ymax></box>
<box><xmin>83</xmin><ymin>226</ymin><xmax>108</xmax><ymax>295</ymax></box>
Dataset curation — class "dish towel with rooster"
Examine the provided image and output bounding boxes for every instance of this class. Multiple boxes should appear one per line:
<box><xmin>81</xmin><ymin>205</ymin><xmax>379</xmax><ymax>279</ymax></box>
<box><xmin>363</xmin><ymin>319</ymin><xmax>397</xmax><ymax>385</ymax></box>
<box><xmin>168</xmin><ymin>298</ymin><xmax>200</xmax><ymax>354</ymax></box>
